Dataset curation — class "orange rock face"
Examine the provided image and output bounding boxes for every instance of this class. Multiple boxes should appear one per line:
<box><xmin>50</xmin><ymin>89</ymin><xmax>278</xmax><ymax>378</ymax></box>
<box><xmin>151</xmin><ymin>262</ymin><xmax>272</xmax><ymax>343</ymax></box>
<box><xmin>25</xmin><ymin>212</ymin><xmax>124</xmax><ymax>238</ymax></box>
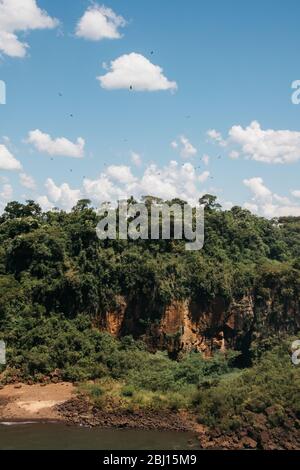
<box><xmin>98</xmin><ymin>294</ymin><xmax>256</xmax><ymax>357</ymax></box>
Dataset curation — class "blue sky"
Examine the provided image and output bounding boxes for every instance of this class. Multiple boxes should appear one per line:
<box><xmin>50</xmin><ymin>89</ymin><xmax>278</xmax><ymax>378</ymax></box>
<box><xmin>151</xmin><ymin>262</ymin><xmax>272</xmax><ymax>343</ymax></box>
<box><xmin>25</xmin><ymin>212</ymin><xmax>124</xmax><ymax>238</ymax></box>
<box><xmin>1</xmin><ymin>0</ymin><xmax>300</xmax><ymax>216</ymax></box>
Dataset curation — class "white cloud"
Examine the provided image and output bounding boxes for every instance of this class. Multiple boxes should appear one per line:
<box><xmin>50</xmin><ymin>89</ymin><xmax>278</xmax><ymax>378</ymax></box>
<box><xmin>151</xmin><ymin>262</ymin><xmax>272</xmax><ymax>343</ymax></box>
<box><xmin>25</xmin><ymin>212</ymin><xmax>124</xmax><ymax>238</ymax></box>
<box><xmin>75</xmin><ymin>4</ymin><xmax>126</xmax><ymax>41</ymax></box>
<box><xmin>131</xmin><ymin>152</ymin><xmax>142</xmax><ymax>167</ymax></box>
<box><xmin>244</xmin><ymin>177</ymin><xmax>300</xmax><ymax>217</ymax></box>
<box><xmin>244</xmin><ymin>177</ymin><xmax>272</xmax><ymax>201</ymax></box>
<box><xmin>83</xmin><ymin>160</ymin><xmax>209</xmax><ymax>206</ymax></box>
<box><xmin>35</xmin><ymin>160</ymin><xmax>216</xmax><ymax>212</ymax></box>
<box><xmin>106</xmin><ymin>165</ymin><xmax>136</xmax><ymax>184</ymax></box>
<box><xmin>37</xmin><ymin>195</ymin><xmax>53</xmax><ymax>212</ymax></box>
<box><xmin>0</xmin><ymin>183</ymin><xmax>13</xmax><ymax>200</ymax></box>
<box><xmin>0</xmin><ymin>0</ymin><xmax>58</xmax><ymax>58</ymax></box>
<box><xmin>273</xmin><ymin>194</ymin><xmax>291</xmax><ymax>205</ymax></box>
<box><xmin>198</xmin><ymin>171</ymin><xmax>210</xmax><ymax>183</ymax></box>
<box><xmin>212</xmin><ymin>121</ymin><xmax>300</xmax><ymax>164</ymax></box>
<box><xmin>44</xmin><ymin>178</ymin><xmax>81</xmax><ymax>211</ymax></box>
<box><xmin>83</xmin><ymin>175</ymin><xmax>125</xmax><ymax>204</ymax></box>
<box><xmin>291</xmin><ymin>190</ymin><xmax>300</xmax><ymax>198</ymax></box>
<box><xmin>27</xmin><ymin>129</ymin><xmax>85</xmax><ymax>158</ymax></box>
<box><xmin>243</xmin><ymin>202</ymin><xmax>258</xmax><ymax>213</ymax></box>
<box><xmin>97</xmin><ymin>53</ymin><xmax>177</xmax><ymax>92</ymax></box>
<box><xmin>0</xmin><ymin>144</ymin><xmax>22</xmax><ymax>170</ymax></box>
<box><xmin>172</xmin><ymin>136</ymin><xmax>197</xmax><ymax>158</ymax></box>
<box><xmin>207</xmin><ymin>129</ymin><xmax>227</xmax><ymax>147</ymax></box>
<box><xmin>19</xmin><ymin>172</ymin><xmax>36</xmax><ymax>190</ymax></box>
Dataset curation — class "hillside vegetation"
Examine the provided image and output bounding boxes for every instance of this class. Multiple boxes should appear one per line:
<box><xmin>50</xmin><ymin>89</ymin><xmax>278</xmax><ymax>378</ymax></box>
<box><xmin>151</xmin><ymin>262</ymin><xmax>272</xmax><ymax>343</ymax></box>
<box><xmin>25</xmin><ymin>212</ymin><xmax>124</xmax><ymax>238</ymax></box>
<box><xmin>0</xmin><ymin>196</ymin><xmax>300</xmax><ymax>437</ymax></box>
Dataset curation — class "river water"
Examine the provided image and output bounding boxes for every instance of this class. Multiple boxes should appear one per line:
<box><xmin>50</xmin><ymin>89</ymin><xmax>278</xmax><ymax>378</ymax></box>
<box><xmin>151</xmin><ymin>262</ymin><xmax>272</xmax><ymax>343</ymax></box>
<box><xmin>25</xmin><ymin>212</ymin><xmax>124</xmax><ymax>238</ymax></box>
<box><xmin>0</xmin><ymin>423</ymin><xmax>200</xmax><ymax>450</ymax></box>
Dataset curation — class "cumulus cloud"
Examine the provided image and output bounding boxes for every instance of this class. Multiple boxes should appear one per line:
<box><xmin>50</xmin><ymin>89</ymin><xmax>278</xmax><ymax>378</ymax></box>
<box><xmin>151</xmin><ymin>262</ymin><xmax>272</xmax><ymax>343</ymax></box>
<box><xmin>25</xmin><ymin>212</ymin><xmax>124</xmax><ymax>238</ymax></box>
<box><xmin>230</xmin><ymin>121</ymin><xmax>300</xmax><ymax>164</ymax></box>
<box><xmin>0</xmin><ymin>144</ymin><xmax>22</xmax><ymax>170</ymax></box>
<box><xmin>83</xmin><ymin>174</ymin><xmax>125</xmax><ymax>203</ymax></box>
<box><xmin>243</xmin><ymin>177</ymin><xmax>300</xmax><ymax>217</ymax></box>
<box><xmin>27</xmin><ymin>130</ymin><xmax>85</xmax><ymax>158</ymax></box>
<box><xmin>36</xmin><ymin>195</ymin><xmax>53</xmax><ymax>212</ymax></box>
<box><xmin>207</xmin><ymin>129</ymin><xmax>227</xmax><ymax>147</ymax></box>
<box><xmin>44</xmin><ymin>178</ymin><xmax>81</xmax><ymax>211</ymax></box>
<box><xmin>106</xmin><ymin>165</ymin><xmax>136</xmax><ymax>184</ymax></box>
<box><xmin>82</xmin><ymin>160</ymin><xmax>209</xmax><ymax>206</ymax></box>
<box><xmin>97</xmin><ymin>53</ymin><xmax>177</xmax><ymax>92</ymax></box>
<box><xmin>19</xmin><ymin>172</ymin><xmax>36</xmax><ymax>190</ymax></box>
<box><xmin>210</xmin><ymin>121</ymin><xmax>300</xmax><ymax>164</ymax></box>
<box><xmin>0</xmin><ymin>0</ymin><xmax>58</xmax><ymax>58</ymax></box>
<box><xmin>37</xmin><ymin>160</ymin><xmax>212</xmax><ymax>212</ymax></box>
<box><xmin>244</xmin><ymin>177</ymin><xmax>272</xmax><ymax>201</ymax></box>
<box><xmin>171</xmin><ymin>136</ymin><xmax>197</xmax><ymax>158</ymax></box>
<box><xmin>244</xmin><ymin>202</ymin><xmax>258</xmax><ymax>213</ymax></box>
<box><xmin>75</xmin><ymin>4</ymin><xmax>126</xmax><ymax>41</ymax></box>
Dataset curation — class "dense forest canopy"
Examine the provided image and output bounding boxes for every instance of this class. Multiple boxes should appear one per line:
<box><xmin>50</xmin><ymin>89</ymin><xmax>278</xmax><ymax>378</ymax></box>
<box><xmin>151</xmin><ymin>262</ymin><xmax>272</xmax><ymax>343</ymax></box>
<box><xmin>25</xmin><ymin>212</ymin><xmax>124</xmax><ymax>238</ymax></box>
<box><xmin>0</xmin><ymin>195</ymin><xmax>300</xmax><ymax>382</ymax></box>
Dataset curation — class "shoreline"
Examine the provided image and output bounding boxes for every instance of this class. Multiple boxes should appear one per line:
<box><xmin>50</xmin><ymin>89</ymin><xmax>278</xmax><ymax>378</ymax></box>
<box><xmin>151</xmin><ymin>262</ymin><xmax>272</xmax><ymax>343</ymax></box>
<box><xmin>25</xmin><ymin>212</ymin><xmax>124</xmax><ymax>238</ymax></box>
<box><xmin>0</xmin><ymin>383</ymin><xmax>75</xmax><ymax>423</ymax></box>
<box><xmin>2</xmin><ymin>383</ymin><xmax>300</xmax><ymax>450</ymax></box>
<box><xmin>0</xmin><ymin>383</ymin><xmax>199</xmax><ymax>433</ymax></box>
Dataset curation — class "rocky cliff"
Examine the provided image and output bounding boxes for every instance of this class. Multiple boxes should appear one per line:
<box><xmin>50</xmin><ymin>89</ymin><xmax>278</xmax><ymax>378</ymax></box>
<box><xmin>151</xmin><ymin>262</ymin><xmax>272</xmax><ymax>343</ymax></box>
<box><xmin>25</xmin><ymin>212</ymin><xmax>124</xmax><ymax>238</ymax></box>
<box><xmin>99</xmin><ymin>289</ymin><xmax>300</xmax><ymax>360</ymax></box>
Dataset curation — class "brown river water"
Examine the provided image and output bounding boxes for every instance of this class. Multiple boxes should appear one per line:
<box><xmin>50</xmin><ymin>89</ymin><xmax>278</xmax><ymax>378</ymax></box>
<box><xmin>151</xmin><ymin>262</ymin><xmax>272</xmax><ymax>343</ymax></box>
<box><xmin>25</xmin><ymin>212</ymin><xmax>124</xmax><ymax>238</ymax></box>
<box><xmin>0</xmin><ymin>422</ymin><xmax>200</xmax><ymax>450</ymax></box>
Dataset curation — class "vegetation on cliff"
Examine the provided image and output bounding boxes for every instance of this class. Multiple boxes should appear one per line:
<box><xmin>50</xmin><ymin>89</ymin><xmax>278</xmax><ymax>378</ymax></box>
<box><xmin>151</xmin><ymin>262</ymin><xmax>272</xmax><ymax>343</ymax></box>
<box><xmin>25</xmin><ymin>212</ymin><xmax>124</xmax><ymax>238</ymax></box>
<box><xmin>0</xmin><ymin>196</ymin><xmax>300</xmax><ymax>437</ymax></box>
<box><xmin>0</xmin><ymin>196</ymin><xmax>300</xmax><ymax>379</ymax></box>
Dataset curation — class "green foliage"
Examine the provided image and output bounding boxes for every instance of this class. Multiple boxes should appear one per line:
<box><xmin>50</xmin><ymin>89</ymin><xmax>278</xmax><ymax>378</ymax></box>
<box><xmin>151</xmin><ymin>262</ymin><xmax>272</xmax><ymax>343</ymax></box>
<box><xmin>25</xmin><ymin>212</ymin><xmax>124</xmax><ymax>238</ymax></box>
<box><xmin>194</xmin><ymin>339</ymin><xmax>300</xmax><ymax>431</ymax></box>
<box><xmin>0</xmin><ymin>197</ymin><xmax>300</xmax><ymax>422</ymax></box>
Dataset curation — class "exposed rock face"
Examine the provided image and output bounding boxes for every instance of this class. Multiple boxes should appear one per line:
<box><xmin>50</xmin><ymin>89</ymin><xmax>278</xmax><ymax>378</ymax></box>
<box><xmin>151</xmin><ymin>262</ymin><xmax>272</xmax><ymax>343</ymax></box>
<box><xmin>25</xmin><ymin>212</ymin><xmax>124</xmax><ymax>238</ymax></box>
<box><xmin>99</xmin><ymin>291</ymin><xmax>299</xmax><ymax>358</ymax></box>
<box><xmin>145</xmin><ymin>296</ymin><xmax>254</xmax><ymax>357</ymax></box>
<box><xmin>100</xmin><ymin>296</ymin><xmax>127</xmax><ymax>337</ymax></box>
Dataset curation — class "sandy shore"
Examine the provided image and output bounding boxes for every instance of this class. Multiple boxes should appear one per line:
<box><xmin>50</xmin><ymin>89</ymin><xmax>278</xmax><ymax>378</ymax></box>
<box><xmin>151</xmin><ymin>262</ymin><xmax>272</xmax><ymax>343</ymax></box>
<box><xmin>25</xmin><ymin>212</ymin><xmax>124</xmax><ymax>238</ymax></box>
<box><xmin>0</xmin><ymin>383</ymin><xmax>200</xmax><ymax>433</ymax></box>
<box><xmin>0</xmin><ymin>383</ymin><xmax>75</xmax><ymax>422</ymax></box>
